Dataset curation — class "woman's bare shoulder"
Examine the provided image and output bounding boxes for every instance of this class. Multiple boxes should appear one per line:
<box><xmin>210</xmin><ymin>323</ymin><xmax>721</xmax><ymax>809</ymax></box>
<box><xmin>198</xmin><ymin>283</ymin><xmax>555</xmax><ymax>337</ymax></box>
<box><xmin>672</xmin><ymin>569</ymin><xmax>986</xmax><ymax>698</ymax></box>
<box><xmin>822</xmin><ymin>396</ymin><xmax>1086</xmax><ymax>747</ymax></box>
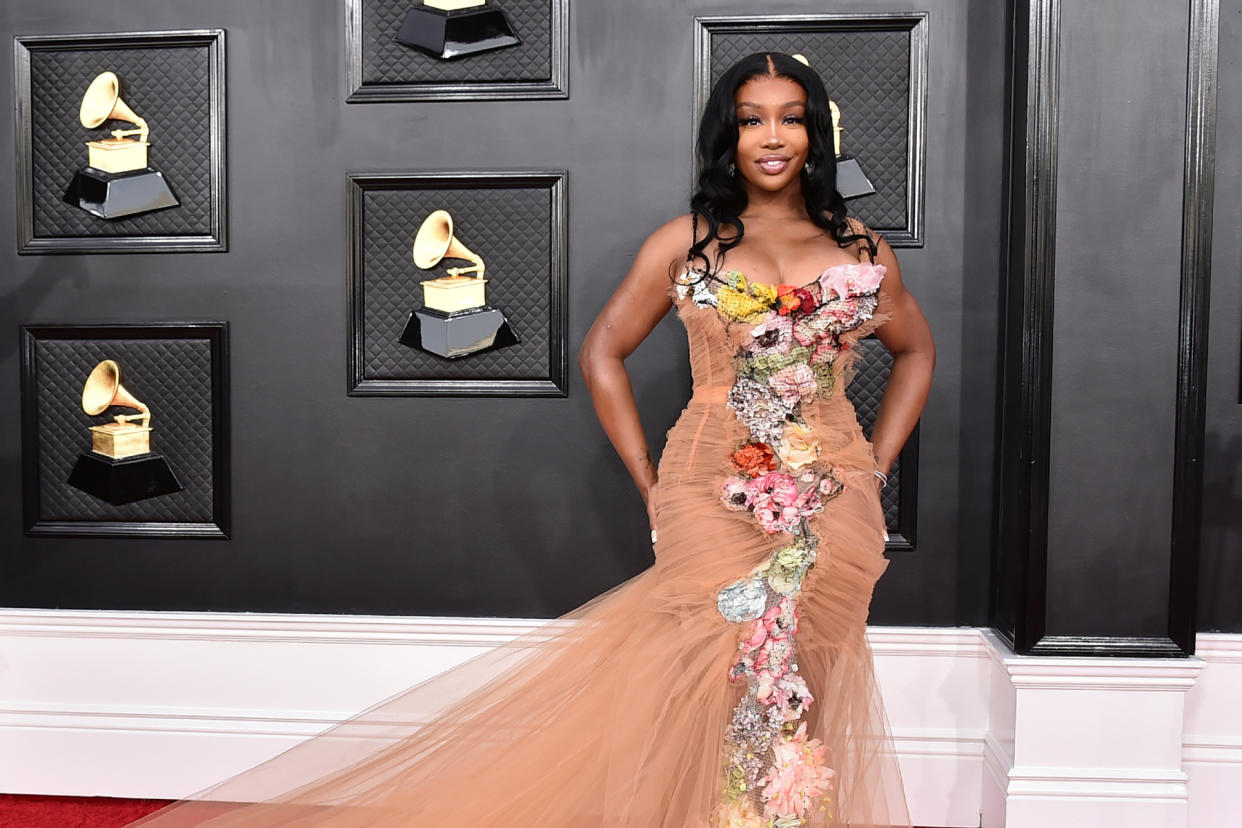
<box><xmin>634</xmin><ymin>213</ymin><xmax>699</xmax><ymax>277</ymax></box>
<box><xmin>644</xmin><ymin>213</ymin><xmax>697</xmax><ymax>251</ymax></box>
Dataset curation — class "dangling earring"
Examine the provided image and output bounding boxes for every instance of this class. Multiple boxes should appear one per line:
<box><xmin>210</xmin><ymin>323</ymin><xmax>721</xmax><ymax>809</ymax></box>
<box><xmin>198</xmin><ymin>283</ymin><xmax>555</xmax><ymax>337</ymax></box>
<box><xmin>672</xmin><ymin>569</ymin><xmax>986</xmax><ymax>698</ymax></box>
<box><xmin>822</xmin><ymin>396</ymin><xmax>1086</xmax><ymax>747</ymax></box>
<box><xmin>727</xmin><ymin>163</ymin><xmax>736</xmax><ymax>177</ymax></box>
<box><xmin>804</xmin><ymin>160</ymin><xmax>816</xmax><ymax>174</ymax></box>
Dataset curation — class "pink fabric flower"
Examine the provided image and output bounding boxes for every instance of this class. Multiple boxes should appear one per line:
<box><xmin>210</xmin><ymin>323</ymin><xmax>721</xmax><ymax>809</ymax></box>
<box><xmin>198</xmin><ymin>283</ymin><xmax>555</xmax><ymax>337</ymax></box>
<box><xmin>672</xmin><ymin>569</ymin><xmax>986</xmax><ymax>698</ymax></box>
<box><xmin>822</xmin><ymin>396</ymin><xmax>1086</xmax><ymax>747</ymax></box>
<box><xmin>794</xmin><ymin>487</ymin><xmax>823</xmax><ymax>516</ymax></box>
<box><xmin>769</xmin><ymin>674</ymin><xmax>815</xmax><ymax>720</ymax></box>
<box><xmin>744</xmin><ymin>470</ymin><xmax>821</xmax><ymax>534</ymax></box>
<box><xmin>761</xmin><ymin>722</ymin><xmax>836</xmax><ymax>818</ymax></box>
<box><xmin>742</xmin><ymin>617</ymin><xmax>768</xmax><ymax>650</ymax></box>
<box><xmin>746</xmin><ymin>472</ymin><xmax>799</xmax><ymax>507</ymax></box>
<box><xmin>810</xmin><ymin>336</ymin><xmax>840</xmax><ymax>364</ymax></box>
<box><xmin>768</xmin><ymin>364</ymin><xmax>818</xmax><ymax>405</ymax></box>
<box><xmin>761</xmin><ymin>599</ymin><xmax>795</xmax><ymax>640</ymax></box>
<box><xmin>818</xmin><ymin>472</ymin><xmax>845</xmax><ymax>500</ymax></box>
<box><xmin>822</xmin><ymin>297</ymin><xmax>861</xmax><ymax>327</ymax></box>
<box><xmin>748</xmin><ymin>314</ymin><xmax>794</xmax><ymax>356</ymax></box>
<box><xmin>720</xmin><ymin>476</ymin><xmax>751</xmax><ymax>511</ymax></box>
<box><xmin>756</xmin><ymin>636</ymin><xmax>793</xmax><ymax>678</ymax></box>
<box><xmin>818</xmin><ymin>262</ymin><xmax>886</xmax><ymax>301</ymax></box>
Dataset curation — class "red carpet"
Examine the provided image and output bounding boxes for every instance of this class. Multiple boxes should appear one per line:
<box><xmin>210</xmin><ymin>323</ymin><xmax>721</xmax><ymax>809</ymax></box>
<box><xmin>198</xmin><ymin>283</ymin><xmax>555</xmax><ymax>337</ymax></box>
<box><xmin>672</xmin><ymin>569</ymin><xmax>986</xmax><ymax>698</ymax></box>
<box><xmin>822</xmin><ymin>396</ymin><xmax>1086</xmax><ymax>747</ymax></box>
<box><xmin>0</xmin><ymin>795</ymin><xmax>170</xmax><ymax>828</ymax></box>
<box><xmin>0</xmin><ymin>795</ymin><xmax>938</xmax><ymax>826</ymax></box>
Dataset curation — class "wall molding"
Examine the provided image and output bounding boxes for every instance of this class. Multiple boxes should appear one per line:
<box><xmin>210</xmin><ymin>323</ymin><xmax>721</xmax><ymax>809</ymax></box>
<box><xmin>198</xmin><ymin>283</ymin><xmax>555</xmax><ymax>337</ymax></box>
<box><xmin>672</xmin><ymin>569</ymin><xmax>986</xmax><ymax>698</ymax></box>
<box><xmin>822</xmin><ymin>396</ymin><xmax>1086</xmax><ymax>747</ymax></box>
<box><xmin>0</xmin><ymin>608</ymin><xmax>545</xmax><ymax>646</ymax></box>
<box><xmin>1</xmin><ymin>611</ymin><xmax>1238</xmax><ymax>826</ymax></box>
<box><xmin>993</xmin><ymin>0</ymin><xmax>1061</xmax><ymax>653</ymax></box>
<box><xmin>1171</xmin><ymin>0</ymin><xmax>1221</xmax><ymax>653</ymax></box>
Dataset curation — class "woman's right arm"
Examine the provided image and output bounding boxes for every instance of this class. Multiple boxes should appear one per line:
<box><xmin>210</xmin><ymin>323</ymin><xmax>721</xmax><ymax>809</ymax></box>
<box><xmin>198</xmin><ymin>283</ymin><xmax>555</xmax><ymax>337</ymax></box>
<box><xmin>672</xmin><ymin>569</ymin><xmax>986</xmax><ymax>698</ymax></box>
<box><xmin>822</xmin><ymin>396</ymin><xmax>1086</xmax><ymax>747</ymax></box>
<box><xmin>578</xmin><ymin>215</ymin><xmax>693</xmax><ymax>523</ymax></box>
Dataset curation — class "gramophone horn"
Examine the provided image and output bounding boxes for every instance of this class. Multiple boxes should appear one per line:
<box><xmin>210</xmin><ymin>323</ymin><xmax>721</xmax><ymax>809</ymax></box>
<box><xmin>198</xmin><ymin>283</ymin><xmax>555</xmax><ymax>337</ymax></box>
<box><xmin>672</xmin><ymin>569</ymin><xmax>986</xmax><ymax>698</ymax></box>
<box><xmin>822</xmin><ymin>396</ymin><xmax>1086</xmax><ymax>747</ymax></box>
<box><xmin>79</xmin><ymin>71</ymin><xmax>145</xmax><ymax>132</ymax></box>
<box><xmin>412</xmin><ymin>210</ymin><xmax>485</xmax><ymax>277</ymax></box>
<box><xmin>81</xmin><ymin>359</ymin><xmax>150</xmax><ymax>426</ymax></box>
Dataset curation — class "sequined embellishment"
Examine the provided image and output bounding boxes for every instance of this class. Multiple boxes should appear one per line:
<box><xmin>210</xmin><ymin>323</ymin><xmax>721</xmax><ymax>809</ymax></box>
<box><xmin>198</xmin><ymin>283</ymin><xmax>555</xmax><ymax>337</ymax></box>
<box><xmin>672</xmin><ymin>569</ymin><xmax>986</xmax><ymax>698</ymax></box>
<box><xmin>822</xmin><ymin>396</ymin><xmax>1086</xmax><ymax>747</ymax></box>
<box><xmin>716</xmin><ymin>576</ymin><xmax>768</xmax><ymax>623</ymax></box>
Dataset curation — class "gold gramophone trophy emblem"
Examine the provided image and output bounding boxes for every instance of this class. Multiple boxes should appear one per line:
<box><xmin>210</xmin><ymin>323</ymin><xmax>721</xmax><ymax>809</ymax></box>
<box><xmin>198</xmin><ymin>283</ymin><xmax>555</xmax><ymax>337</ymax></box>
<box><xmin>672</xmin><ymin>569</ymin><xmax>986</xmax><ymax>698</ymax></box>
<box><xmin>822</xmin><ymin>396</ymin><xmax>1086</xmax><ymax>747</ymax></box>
<box><xmin>789</xmin><ymin>54</ymin><xmax>875</xmax><ymax>200</ymax></box>
<box><xmin>398</xmin><ymin>209</ymin><xmax>519</xmax><ymax>358</ymax></box>
<box><xmin>395</xmin><ymin>0</ymin><xmax>520</xmax><ymax>60</ymax></box>
<box><xmin>62</xmin><ymin>71</ymin><xmax>179</xmax><ymax>219</ymax></box>
<box><xmin>829</xmin><ymin>100</ymin><xmax>876</xmax><ymax>199</ymax></box>
<box><xmin>65</xmin><ymin>360</ymin><xmax>183</xmax><ymax>505</ymax></box>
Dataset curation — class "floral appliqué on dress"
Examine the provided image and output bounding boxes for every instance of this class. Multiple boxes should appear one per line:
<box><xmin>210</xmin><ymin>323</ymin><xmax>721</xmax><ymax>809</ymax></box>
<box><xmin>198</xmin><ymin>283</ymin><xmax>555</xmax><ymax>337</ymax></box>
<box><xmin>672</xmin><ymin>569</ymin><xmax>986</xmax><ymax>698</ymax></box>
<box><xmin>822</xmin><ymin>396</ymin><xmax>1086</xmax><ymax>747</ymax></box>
<box><xmin>677</xmin><ymin>261</ymin><xmax>885</xmax><ymax>827</ymax></box>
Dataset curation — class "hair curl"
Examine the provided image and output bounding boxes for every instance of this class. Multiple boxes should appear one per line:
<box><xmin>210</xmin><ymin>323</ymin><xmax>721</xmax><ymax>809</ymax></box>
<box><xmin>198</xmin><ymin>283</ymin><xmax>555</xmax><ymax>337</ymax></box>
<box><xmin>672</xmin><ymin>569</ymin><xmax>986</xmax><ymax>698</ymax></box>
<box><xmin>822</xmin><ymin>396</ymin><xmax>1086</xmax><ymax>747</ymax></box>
<box><xmin>686</xmin><ymin>52</ymin><xmax>876</xmax><ymax>279</ymax></box>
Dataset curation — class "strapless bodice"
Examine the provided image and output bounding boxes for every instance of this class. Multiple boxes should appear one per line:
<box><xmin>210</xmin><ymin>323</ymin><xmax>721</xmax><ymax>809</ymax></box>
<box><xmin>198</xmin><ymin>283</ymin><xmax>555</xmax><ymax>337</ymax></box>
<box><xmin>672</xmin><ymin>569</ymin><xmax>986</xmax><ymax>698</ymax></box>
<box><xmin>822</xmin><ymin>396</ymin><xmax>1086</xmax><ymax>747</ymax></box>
<box><xmin>672</xmin><ymin>261</ymin><xmax>887</xmax><ymax>433</ymax></box>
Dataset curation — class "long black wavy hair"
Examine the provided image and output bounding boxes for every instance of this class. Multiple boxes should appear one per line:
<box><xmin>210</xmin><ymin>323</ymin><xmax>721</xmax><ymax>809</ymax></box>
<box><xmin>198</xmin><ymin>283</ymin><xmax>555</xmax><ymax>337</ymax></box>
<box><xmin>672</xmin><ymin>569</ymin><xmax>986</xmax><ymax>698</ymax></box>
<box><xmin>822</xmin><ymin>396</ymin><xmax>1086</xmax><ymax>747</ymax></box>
<box><xmin>686</xmin><ymin>52</ymin><xmax>875</xmax><ymax>278</ymax></box>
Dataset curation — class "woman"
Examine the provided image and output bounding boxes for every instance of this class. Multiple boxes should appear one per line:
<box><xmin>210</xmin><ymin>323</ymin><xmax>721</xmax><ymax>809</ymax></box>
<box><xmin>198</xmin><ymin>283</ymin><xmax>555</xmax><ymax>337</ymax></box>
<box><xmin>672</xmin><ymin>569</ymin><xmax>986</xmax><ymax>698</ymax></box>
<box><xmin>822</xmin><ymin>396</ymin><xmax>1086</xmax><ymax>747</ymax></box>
<box><xmin>131</xmin><ymin>53</ymin><xmax>931</xmax><ymax>828</ymax></box>
<box><xmin>578</xmin><ymin>52</ymin><xmax>933</xmax><ymax>826</ymax></box>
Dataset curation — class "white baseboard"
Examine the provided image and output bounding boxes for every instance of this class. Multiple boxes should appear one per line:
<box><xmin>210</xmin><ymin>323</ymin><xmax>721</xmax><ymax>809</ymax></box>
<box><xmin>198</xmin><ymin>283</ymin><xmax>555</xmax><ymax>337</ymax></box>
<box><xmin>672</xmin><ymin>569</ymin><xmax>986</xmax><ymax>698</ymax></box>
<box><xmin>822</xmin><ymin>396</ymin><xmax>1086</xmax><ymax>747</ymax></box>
<box><xmin>0</xmin><ymin>610</ymin><xmax>1238</xmax><ymax>827</ymax></box>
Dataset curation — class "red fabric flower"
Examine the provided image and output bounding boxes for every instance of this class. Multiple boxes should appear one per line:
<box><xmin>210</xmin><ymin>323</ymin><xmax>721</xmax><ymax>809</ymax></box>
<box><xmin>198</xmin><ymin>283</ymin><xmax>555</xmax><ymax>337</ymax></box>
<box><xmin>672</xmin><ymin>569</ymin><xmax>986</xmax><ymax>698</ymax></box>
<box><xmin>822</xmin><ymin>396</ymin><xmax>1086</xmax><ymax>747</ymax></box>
<box><xmin>777</xmin><ymin>291</ymin><xmax>802</xmax><ymax>315</ymax></box>
<box><xmin>792</xmin><ymin>287</ymin><xmax>817</xmax><ymax>313</ymax></box>
<box><xmin>730</xmin><ymin>442</ymin><xmax>778</xmax><ymax>477</ymax></box>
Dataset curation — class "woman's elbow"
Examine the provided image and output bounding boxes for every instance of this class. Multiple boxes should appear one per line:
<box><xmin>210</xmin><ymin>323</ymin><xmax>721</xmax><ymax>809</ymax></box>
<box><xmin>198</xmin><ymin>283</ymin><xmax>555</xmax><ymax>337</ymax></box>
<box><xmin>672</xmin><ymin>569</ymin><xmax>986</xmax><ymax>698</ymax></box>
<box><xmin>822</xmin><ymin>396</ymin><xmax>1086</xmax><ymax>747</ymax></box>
<box><xmin>578</xmin><ymin>335</ymin><xmax>613</xmax><ymax>384</ymax></box>
<box><xmin>890</xmin><ymin>333</ymin><xmax>936</xmax><ymax>375</ymax></box>
<box><xmin>577</xmin><ymin>339</ymin><xmax>595</xmax><ymax>380</ymax></box>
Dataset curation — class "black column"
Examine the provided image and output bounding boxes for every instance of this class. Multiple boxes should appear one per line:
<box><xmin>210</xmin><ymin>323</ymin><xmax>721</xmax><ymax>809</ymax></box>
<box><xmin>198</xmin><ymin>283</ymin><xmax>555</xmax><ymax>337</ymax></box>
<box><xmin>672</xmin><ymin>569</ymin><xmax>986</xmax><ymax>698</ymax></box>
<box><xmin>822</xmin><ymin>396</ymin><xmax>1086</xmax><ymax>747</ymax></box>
<box><xmin>992</xmin><ymin>0</ymin><xmax>1218</xmax><ymax>656</ymax></box>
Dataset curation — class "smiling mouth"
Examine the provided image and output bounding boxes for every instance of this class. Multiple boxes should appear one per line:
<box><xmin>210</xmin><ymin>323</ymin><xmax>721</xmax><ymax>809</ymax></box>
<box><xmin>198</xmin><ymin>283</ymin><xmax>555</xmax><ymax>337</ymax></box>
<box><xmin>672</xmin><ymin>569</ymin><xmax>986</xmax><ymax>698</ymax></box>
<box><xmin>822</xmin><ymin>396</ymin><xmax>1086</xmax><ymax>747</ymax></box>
<box><xmin>755</xmin><ymin>156</ymin><xmax>791</xmax><ymax>174</ymax></box>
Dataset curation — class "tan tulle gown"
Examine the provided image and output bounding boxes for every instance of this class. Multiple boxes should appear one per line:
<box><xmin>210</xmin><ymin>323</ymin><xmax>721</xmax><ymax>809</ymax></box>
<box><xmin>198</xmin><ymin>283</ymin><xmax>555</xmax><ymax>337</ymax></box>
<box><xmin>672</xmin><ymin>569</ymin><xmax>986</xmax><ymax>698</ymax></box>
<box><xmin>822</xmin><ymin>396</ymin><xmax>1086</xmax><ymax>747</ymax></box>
<box><xmin>131</xmin><ymin>238</ymin><xmax>911</xmax><ymax>827</ymax></box>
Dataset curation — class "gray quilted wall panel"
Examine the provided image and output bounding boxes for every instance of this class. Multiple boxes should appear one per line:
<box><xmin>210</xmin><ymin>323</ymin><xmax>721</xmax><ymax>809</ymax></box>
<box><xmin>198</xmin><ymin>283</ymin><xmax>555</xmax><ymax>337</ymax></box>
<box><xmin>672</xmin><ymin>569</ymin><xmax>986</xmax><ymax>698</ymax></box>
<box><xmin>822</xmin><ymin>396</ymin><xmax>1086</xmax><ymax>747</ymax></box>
<box><xmin>360</xmin><ymin>185</ymin><xmax>554</xmax><ymax>381</ymax></box>
<box><xmin>846</xmin><ymin>338</ymin><xmax>902</xmax><ymax>531</ymax></box>
<box><xmin>28</xmin><ymin>44</ymin><xmax>213</xmax><ymax>238</ymax></box>
<box><xmin>361</xmin><ymin>0</ymin><xmax>552</xmax><ymax>83</ymax></box>
<box><xmin>709</xmin><ymin>29</ymin><xmax>911</xmax><ymax>230</ymax></box>
<box><xmin>33</xmin><ymin>338</ymin><xmax>215</xmax><ymax>523</ymax></box>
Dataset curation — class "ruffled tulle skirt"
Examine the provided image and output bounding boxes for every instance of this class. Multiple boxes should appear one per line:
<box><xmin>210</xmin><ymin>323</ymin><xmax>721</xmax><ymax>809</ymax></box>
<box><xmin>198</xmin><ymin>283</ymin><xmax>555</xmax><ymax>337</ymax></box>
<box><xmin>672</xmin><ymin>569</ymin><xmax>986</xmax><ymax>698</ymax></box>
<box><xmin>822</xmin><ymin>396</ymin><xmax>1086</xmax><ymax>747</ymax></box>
<box><xmin>129</xmin><ymin>395</ymin><xmax>909</xmax><ymax>827</ymax></box>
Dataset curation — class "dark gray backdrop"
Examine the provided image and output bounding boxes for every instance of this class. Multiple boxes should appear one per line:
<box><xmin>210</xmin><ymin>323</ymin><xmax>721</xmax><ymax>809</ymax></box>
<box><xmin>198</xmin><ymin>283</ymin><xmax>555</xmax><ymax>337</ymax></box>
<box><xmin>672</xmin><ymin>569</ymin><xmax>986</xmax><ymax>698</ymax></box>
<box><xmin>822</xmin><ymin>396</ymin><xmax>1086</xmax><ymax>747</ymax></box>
<box><xmin>0</xmin><ymin>0</ymin><xmax>1053</xmax><ymax>628</ymax></box>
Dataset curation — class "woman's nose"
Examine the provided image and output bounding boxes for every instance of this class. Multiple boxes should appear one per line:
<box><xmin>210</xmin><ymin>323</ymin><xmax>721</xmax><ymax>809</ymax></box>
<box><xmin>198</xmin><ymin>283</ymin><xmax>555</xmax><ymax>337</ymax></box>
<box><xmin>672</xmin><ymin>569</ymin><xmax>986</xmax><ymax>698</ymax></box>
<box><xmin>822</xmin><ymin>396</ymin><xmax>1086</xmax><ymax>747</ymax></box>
<box><xmin>763</xmin><ymin>124</ymin><xmax>783</xmax><ymax>147</ymax></box>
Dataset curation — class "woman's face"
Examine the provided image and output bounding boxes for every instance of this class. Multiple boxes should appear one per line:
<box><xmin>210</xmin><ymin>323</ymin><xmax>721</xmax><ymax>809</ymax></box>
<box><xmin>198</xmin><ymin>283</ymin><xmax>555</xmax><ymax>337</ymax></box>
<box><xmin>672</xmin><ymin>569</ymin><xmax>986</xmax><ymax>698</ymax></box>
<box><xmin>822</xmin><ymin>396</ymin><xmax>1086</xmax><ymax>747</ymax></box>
<box><xmin>732</xmin><ymin>74</ymin><xmax>810</xmax><ymax>194</ymax></box>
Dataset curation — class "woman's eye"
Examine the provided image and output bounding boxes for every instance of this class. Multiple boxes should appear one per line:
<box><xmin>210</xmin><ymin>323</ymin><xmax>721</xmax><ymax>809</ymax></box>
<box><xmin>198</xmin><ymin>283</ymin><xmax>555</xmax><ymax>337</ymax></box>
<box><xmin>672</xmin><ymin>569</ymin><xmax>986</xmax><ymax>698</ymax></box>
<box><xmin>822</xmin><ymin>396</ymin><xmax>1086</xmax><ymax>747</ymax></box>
<box><xmin>784</xmin><ymin>115</ymin><xmax>806</xmax><ymax>125</ymax></box>
<box><xmin>738</xmin><ymin>116</ymin><xmax>761</xmax><ymax>126</ymax></box>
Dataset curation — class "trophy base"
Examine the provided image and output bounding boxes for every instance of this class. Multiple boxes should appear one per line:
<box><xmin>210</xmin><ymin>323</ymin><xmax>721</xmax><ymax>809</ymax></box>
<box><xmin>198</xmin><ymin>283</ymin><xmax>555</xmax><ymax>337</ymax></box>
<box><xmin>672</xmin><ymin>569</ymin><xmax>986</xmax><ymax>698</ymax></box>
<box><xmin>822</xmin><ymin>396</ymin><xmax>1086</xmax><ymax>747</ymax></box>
<box><xmin>421</xmin><ymin>275</ymin><xmax>489</xmax><ymax>313</ymax></box>
<box><xmin>399</xmin><ymin>305</ymin><xmax>519</xmax><ymax>359</ymax></box>
<box><xmin>86</xmin><ymin>139</ymin><xmax>148</xmax><ymax>173</ymax></box>
<box><xmin>836</xmin><ymin>155</ymin><xmax>876</xmax><ymax>199</ymax></box>
<box><xmin>66</xmin><ymin>452</ymin><xmax>184</xmax><ymax>505</ymax></box>
<box><xmin>63</xmin><ymin>167</ymin><xmax>180</xmax><ymax>220</ymax></box>
<box><xmin>89</xmin><ymin>422</ymin><xmax>151</xmax><ymax>459</ymax></box>
<box><xmin>395</xmin><ymin>5</ymin><xmax>521</xmax><ymax>59</ymax></box>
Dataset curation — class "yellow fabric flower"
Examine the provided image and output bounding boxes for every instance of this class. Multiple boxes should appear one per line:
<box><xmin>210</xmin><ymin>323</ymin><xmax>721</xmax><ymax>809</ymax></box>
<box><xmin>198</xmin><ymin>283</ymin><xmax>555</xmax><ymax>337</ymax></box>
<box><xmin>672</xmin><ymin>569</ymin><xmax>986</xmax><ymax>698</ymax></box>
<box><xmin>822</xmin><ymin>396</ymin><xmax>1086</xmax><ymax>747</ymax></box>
<box><xmin>714</xmin><ymin>272</ymin><xmax>780</xmax><ymax>322</ymax></box>
<box><xmin>719</xmin><ymin>797</ymin><xmax>765</xmax><ymax>828</ymax></box>
<box><xmin>775</xmin><ymin>423</ymin><xmax>820</xmax><ymax>470</ymax></box>
<box><xmin>717</xmin><ymin>287</ymin><xmax>772</xmax><ymax>322</ymax></box>
<box><xmin>750</xmin><ymin>282</ymin><xmax>779</xmax><ymax>304</ymax></box>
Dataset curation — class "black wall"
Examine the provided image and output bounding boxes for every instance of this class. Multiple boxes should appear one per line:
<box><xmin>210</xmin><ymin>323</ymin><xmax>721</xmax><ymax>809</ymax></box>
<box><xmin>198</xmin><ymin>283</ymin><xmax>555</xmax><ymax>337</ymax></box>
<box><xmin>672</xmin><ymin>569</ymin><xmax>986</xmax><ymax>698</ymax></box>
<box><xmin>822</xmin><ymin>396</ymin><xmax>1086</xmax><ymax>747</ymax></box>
<box><xmin>0</xmin><ymin>0</ymin><xmax>1009</xmax><ymax>628</ymax></box>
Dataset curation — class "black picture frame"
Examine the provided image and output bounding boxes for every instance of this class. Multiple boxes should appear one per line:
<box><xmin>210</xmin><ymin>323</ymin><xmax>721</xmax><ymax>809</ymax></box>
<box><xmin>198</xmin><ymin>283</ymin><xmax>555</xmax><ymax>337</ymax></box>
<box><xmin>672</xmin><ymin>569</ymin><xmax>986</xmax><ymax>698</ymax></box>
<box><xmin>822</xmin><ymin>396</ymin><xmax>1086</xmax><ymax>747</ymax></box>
<box><xmin>14</xmin><ymin>29</ymin><xmax>227</xmax><ymax>253</ymax></box>
<box><xmin>347</xmin><ymin>171</ymin><xmax>568</xmax><ymax>396</ymax></box>
<box><xmin>693</xmin><ymin>13</ymin><xmax>928</xmax><ymax>247</ymax></box>
<box><xmin>345</xmin><ymin>0</ymin><xmax>568</xmax><ymax>102</ymax></box>
<box><xmin>20</xmin><ymin>323</ymin><xmax>230</xmax><ymax>538</ymax></box>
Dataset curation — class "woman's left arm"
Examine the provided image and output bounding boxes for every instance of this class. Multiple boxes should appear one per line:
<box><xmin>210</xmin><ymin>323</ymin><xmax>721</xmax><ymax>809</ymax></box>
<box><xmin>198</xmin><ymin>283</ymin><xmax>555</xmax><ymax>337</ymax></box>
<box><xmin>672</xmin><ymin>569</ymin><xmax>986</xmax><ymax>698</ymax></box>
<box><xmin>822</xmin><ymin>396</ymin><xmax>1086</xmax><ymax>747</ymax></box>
<box><xmin>870</xmin><ymin>236</ymin><xmax>936</xmax><ymax>476</ymax></box>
